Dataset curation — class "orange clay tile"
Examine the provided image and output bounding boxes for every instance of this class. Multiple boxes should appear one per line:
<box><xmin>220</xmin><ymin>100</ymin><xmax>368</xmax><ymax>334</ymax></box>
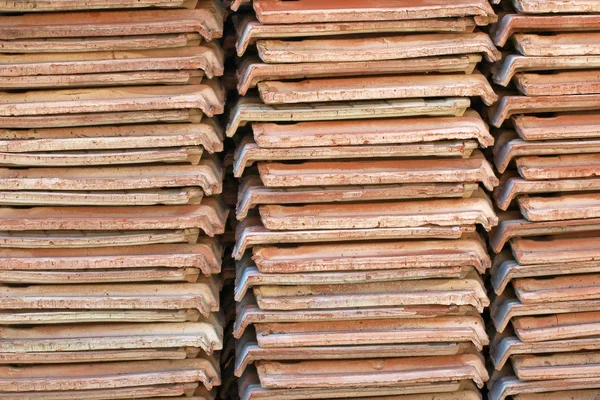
<box><xmin>0</xmin><ymin>161</ymin><xmax>222</xmax><ymax>195</ymax></box>
<box><xmin>489</xmin><ymin>94</ymin><xmax>600</xmax><ymax>128</ymax></box>
<box><xmin>258</xmin><ymin>151</ymin><xmax>498</xmax><ymax>190</ymax></box>
<box><xmin>239</xmin><ymin>370</ymin><xmax>478</xmax><ymax>400</ymax></box>
<box><xmin>0</xmin><ymin>240</ymin><xmax>221</xmax><ymax>276</ymax></box>
<box><xmin>236</xmin><ymin>331</ymin><xmax>477</xmax><ymax>378</ymax></box>
<box><xmin>0</xmin><ymin>109</ymin><xmax>203</xmax><ymax>130</ymax></box>
<box><xmin>513</xmin><ymin>113</ymin><xmax>600</xmax><ymax>141</ymax></box>
<box><xmin>0</xmin><ymin>83</ymin><xmax>224</xmax><ymax>118</ymax></box>
<box><xmin>237</xmin><ymin>176</ymin><xmax>479</xmax><ymax>220</ymax></box>
<box><xmin>257</xmin><ymin>33</ymin><xmax>500</xmax><ymax>64</ymax></box>
<box><xmin>252</xmin><ymin>0</ymin><xmax>497</xmax><ymax>26</ymax></box>
<box><xmin>518</xmin><ymin>193</ymin><xmax>600</xmax><ymax>222</ymax></box>
<box><xmin>512</xmin><ymin>0</ymin><xmax>600</xmax><ymax>14</ymax></box>
<box><xmin>237</xmin><ymin>55</ymin><xmax>481</xmax><ymax>95</ymax></box>
<box><xmin>258</xmin><ymin>194</ymin><xmax>497</xmax><ymax>231</ymax></box>
<box><xmin>511</xmin><ymin>351</ymin><xmax>600</xmax><ymax>381</ymax></box>
<box><xmin>252</xmin><ymin>316</ymin><xmax>488</xmax><ymax>350</ymax></box>
<box><xmin>489</xmin><ymin>376</ymin><xmax>600</xmax><ymax>400</ymax></box>
<box><xmin>493</xmin><ymin>131</ymin><xmax>600</xmax><ymax>173</ymax></box>
<box><xmin>0</xmin><ymin>200</ymin><xmax>227</xmax><ymax>237</ymax></box>
<box><xmin>257</xmin><ymin>73</ymin><xmax>497</xmax><ymax>106</ymax></box>
<box><xmin>0</xmin><ymin>321</ymin><xmax>222</xmax><ymax>362</ymax></box>
<box><xmin>234</xmin><ymin>137</ymin><xmax>478</xmax><ymax>177</ymax></box>
<box><xmin>226</xmin><ymin>97</ymin><xmax>471</xmax><ymax>137</ymax></box>
<box><xmin>493</xmin><ymin>55</ymin><xmax>600</xmax><ymax>87</ymax></box>
<box><xmin>251</xmin><ymin>110</ymin><xmax>492</xmax><ymax>149</ymax></box>
<box><xmin>0</xmin><ymin>120</ymin><xmax>222</xmax><ymax>153</ymax></box>
<box><xmin>235</xmin><ymin>15</ymin><xmax>476</xmax><ymax>56</ymax></box>
<box><xmin>492</xmin><ymin>13</ymin><xmax>600</xmax><ymax>47</ymax></box>
<box><xmin>490</xmin><ymin>212</ymin><xmax>600</xmax><ymax>253</ymax></box>
<box><xmin>0</xmin><ymin>33</ymin><xmax>202</xmax><ymax>54</ymax></box>
<box><xmin>235</xmin><ymin>254</ymin><xmax>471</xmax><ymax>301</ymax></box>
<box><xmin>234</xmin><ymin>293</ymin><xmax>478</xmax><ymax>339</ymax></box>
<box><xmin>514</xmin><ymin>70</ymin><xmax>600</xmax><ymax>96</ymax></box>
<box><xmin>516</xmin><ymin>154</ymin><xmax>600</xmax><ymax>180</ymax></box>
<box><xmin>255</xmin><ymin>355</ymin><xmax>488</xmax><ymax>390</ymax></box>
<box><xmin>0</xmin><ymin>280</ymin><xmax>219</xmax><ymax>316</ymax></box>
<box><xmin>0</xmin><ymin>45</ymin><xmax>224</xmax><ymax>78</ymax></box>
<box><xmin>513</xmin><ymin>33</ymin><xmax>600</xmax><ymax>57</ymax></box>
<box><xmin>253</xmin><ymin>272</ymin><xmax>489</xmax><ymax>313</ymax></box>
<box><xmin>0</xmin><ymin>0</ymin><xmax>199</xmax><ymax>12</ymax></box>
<box><xmin>233</xmin><ymin>216</ymin><xmax>475</xmax><ymax>260</ymax></box>
<box><xmin>0</xmin><ymin>359</ymin><xmax>219</xmax><ymax>394</ymax></box>
<box><xmin>251</xmin><ymin>234</ymin><xmax>489</xmax><ymax>274</ymax></box>
<box><xmin>0</xmin><ymin>1</ymin><xmax>223</xmax><ymax>41</ymax></box>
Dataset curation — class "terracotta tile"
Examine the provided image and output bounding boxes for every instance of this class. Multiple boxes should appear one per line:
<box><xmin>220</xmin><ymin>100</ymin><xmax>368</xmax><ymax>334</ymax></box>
<box><xmin>258</xmin><ymin>194</ymin><xmax>497</xmax><ymax>231</ymax></box>
<box><xmin>0</xmin><ymin>109</ymin><xmax>203</xmax><ymax>129</ymax></box>
<box><xmin>0</xmin><ymin>45</ymin><xmax>224</xmax><ymax>79</ymax></box>
<box><xmin>257</xmin><ymin>73</ymin><xmax>497</xmax><ymax>106</ymax></box>
<box><xmin>252</xmin><ymin>316</ymin><xmax>488</xmax><ymax>350</ymax></box>
<box><xmin>0</xmin><ymin>384</ymin><xmax>206</xmax><ymax>400</ymax></box>
<box><xmin>257</xmin><ymin>33</ymin><xmax>500</xmax><ymax>64</ymax></box>
<box><xmin>492</xmin><ymin>330</ymin><xmax>600</xmax><ymax>371</ymax></box>
<box><xmin>0</xmin><ymin>82</ymin><xmax>224</xmax><ymax>118</ymax></box>
<box><xmin>516</xmin><ymin>154</ymin><xmax>600</xmax><ymax>180</ymax></box>
<box><xmin>491</xmin><ymin>292</ymin><xmax>600</xmax><ymax>333</ymax></box>
<box><xmin>489</xmin><ymin>375</ymin><xmax>600</xmax><ymax>400</ymax></box>
<box><xmin>0</xmin><ymin>200</ymin><xmax>228</xmax><ymax>237</ymax></box>
<box><xmin>235</xmin><ymin>253</ymin><xmax>472</xmax><ymax>301</ymax></box>
<box><xmin>0</xmin><ymin>280</ymin><xmax>220</xmax><ymax>316</ymax></box>
<box><xmin>489</xmin><ymin>94</ymin><xmax>600</xmax><ymax>128</ymax></box>
<box><xmin>494</xmin><ymin>55</ymin><xmax>600</xmax><ymax>87</ymax></box>
<box><xmin>237</xmin><ymin>176</ymin><xmax>479</xmax><ymax>220</ymax></box>
<box><xmin>492</xmin><ymin>14</ymin><xmax>600</xmax><ymax>47</ymax></box>
<box><xmin>234</xmin><ymin>293</ymin><xmax>478</xmax><ymax>339</ymax></box>
<box><xmin>226</xmin><ymin>97</ymin><xmax>471</xmax><ymax>137</ymax></box>
<box><xmin>235</xmin><ymin>16</ymin><xmax>476</xmax><ymax>56</ymax></box>
<box><xmin>490</xmin><ymin>212</ymin><xmax>600</xmax><ymax>253</ymax></box>
<box><xmin>0</xmin><ymin>160</ymin><xmax>223</xmax><ymax>195</ymax></box>
<box><xmin>252</xmin><ymin>0</ymin><xmax>497</xmax><ymax>26</ymax></box>
<box><xmin>251</xmin><ymin>233</ymin><xmax>489</xmax><ymax>274</ymax></box>
<box><xmin>258</xmin><ymin>151</ymin><xmax>498</xmax><ymax>190</ymax></box>
<box><xmin>514</xmin><ymin>70</ymin><xmax>600</xmax><ymax>96</ymax></box>
<box><xmin>494</xmin><ymin>131</ymin><xmax>600</xmax><ymax>173</ymax></box>
<box><xmin>512</xmin><ymin>0</ymin><xmax>600</xmax><ymax>14</ymax></box>
<box><xmin>0</xmin><ymin>359</ymin><xmax>220</xmax><ymax>393</ymax></box>
<box><xmin>0</xmin><ymin>120</ymin><xmax>223</xmax><ymax>153</ymax></box>
<box><xmin>512</xmin><ymin>311</ymin><xmax>600</xmax><ymax>344</ymax></box>
<box><xmin>235</xmin><ymin>137</ymin><xmax>479</xmax><ymax>177</ymax></box>
<box><xmin>255</xmin><ymin>355</ymin><xmax>488</xmax><ymax>389</ymax></box>
<box><xmin>1</xmin><ymin>33</ymin><xmax>203</xmax><ymax>54</ymax></box>
<box><xmin>518</xmin><ymin>193</ymin><xmax>600</xmax><ymax>222</ymax></box>
<box><xmin>253</xmin><ymin>271</ymin><xmax>489</xmax><ymax>313</ymax></box>
<box><xmin>239</xmin><ymin>369</ymin><xmax>477</xmax><ymax>400</ymax></box>
<box><xmin>235</xmin><ymin>329</ymin><xmax>477</xmax><ymax>377</ymax></box>
<box><xmin>233</xmin><ymin>216</ymin><xmax>475</xmax><ymax>260</ymax></box>
<box><xmin>0</xmin><ymin>1</ymin><xmax>223</xmax><ymax>41</ymax></box>
<box><xmin>513</xmin><ymin>113</ymin><xmax>600</xmax><ymax>141</ymax></box>
<box><xmin>0</xmin><ymin>320</ymin><xmax>223</xmax><ymax>362</ymax></box>
<box><xmin>0</xmin><ymin>229</ymin><xmax>202</xmax><ymax>249</ymax></box>
<box><xmin>237</xmin><ymin>55</ymin><xmax>481</xmax><ymax>95</ymax></box>
<box><xmin>251</xmin><ymin>110</ymin><xmax>492</xmax><ymax>149</ymax></box>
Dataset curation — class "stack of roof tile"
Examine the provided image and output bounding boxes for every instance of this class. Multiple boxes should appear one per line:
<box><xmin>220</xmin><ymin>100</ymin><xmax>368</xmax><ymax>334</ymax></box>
<box><xmin>0</xmin><ymin>1</ymin><xmax>227</xmax><ymax>399</ymax></box>
<box><xmin>225</xmin><ymin>1</ymin><xmax>501</xmax><ymax>399</ymax></box>
<box><xmin>488</xmin><ymin>1</ymin><xmax>600</xmax><ymax>399</ymax></box>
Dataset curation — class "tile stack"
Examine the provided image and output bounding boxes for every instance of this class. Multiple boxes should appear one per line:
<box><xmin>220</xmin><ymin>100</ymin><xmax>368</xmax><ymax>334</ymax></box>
<box><xmin>225</xmin><ymin>1</ymin><xmax>501</xmax><ymax>399</ymax></box>
<box><xmin>0</xmin><ymin>1</ymin><xmax>227</xmax><ymax>399</ymax></box>
<box><xmin>487</xmin><ymin>1</ymin><xmax>600</xmax><ymax>399</ymax></box>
